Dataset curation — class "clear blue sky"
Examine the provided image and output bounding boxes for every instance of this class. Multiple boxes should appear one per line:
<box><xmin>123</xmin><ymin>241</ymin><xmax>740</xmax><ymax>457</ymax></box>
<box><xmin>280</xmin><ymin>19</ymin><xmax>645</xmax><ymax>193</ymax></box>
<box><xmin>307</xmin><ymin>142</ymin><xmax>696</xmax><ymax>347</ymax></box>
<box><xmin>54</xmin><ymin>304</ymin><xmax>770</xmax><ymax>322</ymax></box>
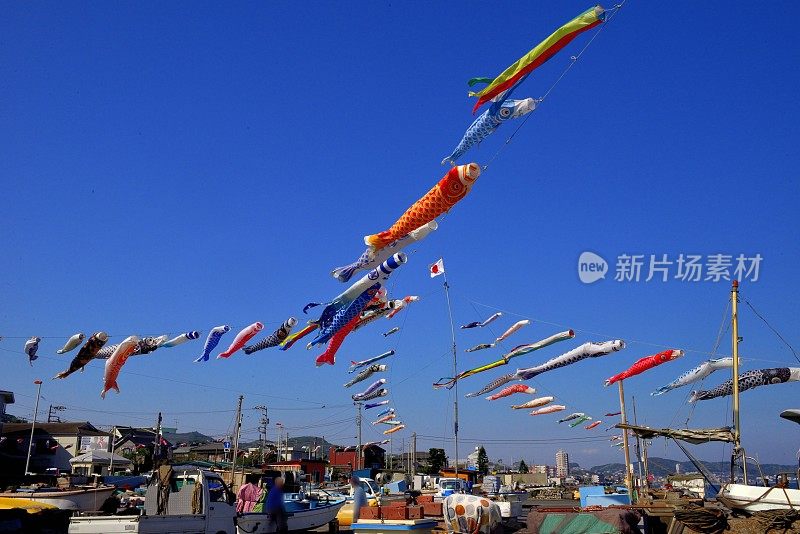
<box><xmin>2</xmin><ymin>1</ymin><xmax>799</xmax><ymax>470</ymax></box>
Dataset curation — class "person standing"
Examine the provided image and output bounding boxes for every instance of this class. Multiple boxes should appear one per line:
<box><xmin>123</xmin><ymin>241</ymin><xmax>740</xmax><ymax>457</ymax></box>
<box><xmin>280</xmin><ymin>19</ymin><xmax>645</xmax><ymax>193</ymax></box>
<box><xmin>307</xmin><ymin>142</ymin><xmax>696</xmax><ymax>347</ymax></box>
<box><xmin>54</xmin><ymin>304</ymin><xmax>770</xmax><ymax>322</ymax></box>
<box><xmin>351</xmin><ymin>475</ymin><xmax>367</xmax><ymax>525</ymax></box>
<box><xmin>265</xmin><ymin>477</ymin><xmax>288</xmax><ymax>533</ymax></box>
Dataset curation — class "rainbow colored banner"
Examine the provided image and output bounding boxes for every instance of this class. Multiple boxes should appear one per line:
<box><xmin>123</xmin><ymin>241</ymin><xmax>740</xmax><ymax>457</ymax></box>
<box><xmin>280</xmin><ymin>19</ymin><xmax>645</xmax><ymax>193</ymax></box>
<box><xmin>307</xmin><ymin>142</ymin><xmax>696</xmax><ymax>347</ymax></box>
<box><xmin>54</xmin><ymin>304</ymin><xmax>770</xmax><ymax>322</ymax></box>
<box><xmin>469</xmin><ymin>5</ymin><xmax>605</xmax><ymax>113</ymax></box>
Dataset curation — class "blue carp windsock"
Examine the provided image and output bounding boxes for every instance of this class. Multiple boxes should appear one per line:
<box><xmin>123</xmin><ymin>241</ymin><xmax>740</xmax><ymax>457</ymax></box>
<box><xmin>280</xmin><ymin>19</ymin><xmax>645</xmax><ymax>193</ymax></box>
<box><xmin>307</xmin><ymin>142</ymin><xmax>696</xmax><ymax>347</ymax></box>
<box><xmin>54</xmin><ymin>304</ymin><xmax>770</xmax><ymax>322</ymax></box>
<box><xmin>245</xmin><ymin>318</ymin><xmax>298</xmax><ymax>354</ymax></box>
<box><xmin>195</xmin><ymin>325</ymin><xmax>231</xmax><ymax>363</ymax></box>
<box><xmin>218</xmin><ymin>322</ymin><xmax>264</xmax><ymax>358</ymax></box>
<box><xmin>349</xmin><ymin>350</ymin><xmax>396</xmax><ymax>373</ymax></box>
<box><xmin>651</xmin><ymin>357</ymin><xmax>733</xmax><ymax>396</ymax></box>
<box><xmin>308</xmin><ymin>284</ymin><xmax>381</xmax><ymax>348</ymax></box>
<box><xmin>461</xmin><ymin>312</ymin><xmax>502</xmax><ymax>329</ymax></box>
<box><xmin>383</xmin><ymin>327</ymin><xmax>400</xmax><ymax>337</ymax></box>
<box><xmin>352</xmin><ymin>378</ymin><xmax>386</xmax><ymax>400</ymax></box>
<box><xmin>25</xmin><ymin>337</ymin><xmax>41</xmax><ymax>365</ymax></box>
<box><xmin>466</xmin><ymin>340</ymin><xmax>625</xmax><ymax>397</ymax></box>
<box><xmin>376</xmin><ymin>407</ymin><xmax>394</xmax><ymax>418</ymax></box>
<box><xmin>54</xmin><ymin>332</ymin><xmax>109</xmax><ymax>379</ymax></box>
<box><xmin>344</xmin><ymin>364</ymin><xmax>387</xmax><ymax>388</ymax></box>
<box><xmin>332</xmin><ymin>222</ymin><xmax>436</xmax><ymax>283</ymax></box>
<box><xmin>689</xmin><ymin>368</ymin><xmax>800</xmax><ymax>402</ymax></box>
<box><xmin>355</xmin><ymin>388</ymin><xmax>388</xmax><ymax>402</ymax></box>
<box><xmin>312</xmin><ymin>253</ymin><xmax>408</xmax><ymax>332</ymax></box>
<box><xmin>364</xmin><ymin>400</ymin><xmax>390</xmax><ymax>410</ymax></box>
<box><xmin>442</xmin><ymin>98</ymin><xmax>537</xmax><ymax>166</ymax></box>
<box><xmin>57</xmin><ymin>333</ymin><xmax>85</xmax><ymax>354</ymax></box>
<box><xmin>162</xmin><ymin>331</ymin><xmax>200</xmax><ymax>348</ymax></box>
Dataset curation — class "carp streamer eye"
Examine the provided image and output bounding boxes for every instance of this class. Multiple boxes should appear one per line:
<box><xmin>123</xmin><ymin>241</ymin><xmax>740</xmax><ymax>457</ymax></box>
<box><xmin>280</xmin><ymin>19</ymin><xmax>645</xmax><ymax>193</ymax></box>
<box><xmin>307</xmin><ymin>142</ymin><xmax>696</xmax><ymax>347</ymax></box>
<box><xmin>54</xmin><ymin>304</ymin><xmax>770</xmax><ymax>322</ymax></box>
<box><xmin>499</xmin><ymin>107</ymin><xmax>512</xmax><ymax>118</ymax></box>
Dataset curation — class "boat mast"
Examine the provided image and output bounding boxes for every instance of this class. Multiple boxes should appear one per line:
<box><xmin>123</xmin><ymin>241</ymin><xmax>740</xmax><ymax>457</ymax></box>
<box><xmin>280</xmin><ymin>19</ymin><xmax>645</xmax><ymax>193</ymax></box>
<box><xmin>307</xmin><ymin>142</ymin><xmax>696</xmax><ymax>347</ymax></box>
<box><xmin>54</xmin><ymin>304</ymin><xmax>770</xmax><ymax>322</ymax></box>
<box><xmin>442</xmin><ymin>270</ymin><xmax>459</xmax><ymax>476</ymax></box>
<box><xmin>617</xmin><ymin>381</ymin><xmax>634</xmax><ymax>498</ymax></box>
<box><xmin>730</xmin><ymin>280</ymin><xmax>747</xmax><ymax>483</ymax></box>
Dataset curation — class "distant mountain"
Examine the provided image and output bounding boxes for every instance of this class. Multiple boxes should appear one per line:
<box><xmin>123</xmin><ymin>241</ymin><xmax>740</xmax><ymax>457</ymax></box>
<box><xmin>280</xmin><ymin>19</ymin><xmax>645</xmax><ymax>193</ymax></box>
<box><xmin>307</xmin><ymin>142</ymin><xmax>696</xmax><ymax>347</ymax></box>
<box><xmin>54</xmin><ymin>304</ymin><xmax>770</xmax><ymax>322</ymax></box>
<box><xmin>164</xmin><ymin>430</ymin><xmax>214</xmax><ymax>445</ymax></box>
<box><xmin>589</xmin><ymin>457</ymin><xmax>798</xmax><ymax>478</ymax></box>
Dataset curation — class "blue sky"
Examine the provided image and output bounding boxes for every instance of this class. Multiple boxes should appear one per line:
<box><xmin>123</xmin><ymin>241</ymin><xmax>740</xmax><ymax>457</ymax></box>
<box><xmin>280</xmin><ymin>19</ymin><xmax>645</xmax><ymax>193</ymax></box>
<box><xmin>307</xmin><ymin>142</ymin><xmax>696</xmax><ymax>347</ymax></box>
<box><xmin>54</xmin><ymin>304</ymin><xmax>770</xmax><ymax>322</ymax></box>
<box><xmin>1</xmin><ymin>1</ymin><xmax>799</xmax><ymax>469</ymax></box>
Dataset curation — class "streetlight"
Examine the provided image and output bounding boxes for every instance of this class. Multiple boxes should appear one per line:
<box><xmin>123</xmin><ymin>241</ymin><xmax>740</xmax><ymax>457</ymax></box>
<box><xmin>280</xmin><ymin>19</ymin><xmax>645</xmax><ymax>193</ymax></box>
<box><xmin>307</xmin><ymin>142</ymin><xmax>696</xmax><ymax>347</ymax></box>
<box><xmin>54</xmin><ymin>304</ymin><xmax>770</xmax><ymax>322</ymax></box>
<box><xmin>24</xmin><ymin>380</ymin><xmax>43</xmax><ymax>476</ymax></box>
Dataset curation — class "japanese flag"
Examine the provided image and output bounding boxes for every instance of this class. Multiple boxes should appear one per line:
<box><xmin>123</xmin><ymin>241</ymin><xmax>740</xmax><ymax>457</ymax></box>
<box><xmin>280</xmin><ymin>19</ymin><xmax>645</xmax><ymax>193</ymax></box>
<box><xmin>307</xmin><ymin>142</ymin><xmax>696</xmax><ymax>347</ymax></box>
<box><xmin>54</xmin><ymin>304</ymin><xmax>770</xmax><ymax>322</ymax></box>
<box><xmin>429</xmin><ymin>258</ymin><xmax>445</xmax><ymax>278</ymax></box>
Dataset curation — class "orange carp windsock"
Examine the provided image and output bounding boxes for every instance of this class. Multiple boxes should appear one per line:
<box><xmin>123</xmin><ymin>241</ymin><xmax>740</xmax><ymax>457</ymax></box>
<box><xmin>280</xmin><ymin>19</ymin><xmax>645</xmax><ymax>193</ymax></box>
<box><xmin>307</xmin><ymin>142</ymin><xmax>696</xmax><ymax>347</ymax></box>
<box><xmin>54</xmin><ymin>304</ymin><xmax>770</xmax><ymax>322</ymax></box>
<box><xmin>604</xmin><ymin>349</ymin><xmax>684</xmax><ymax>386</ymax></box>
<box><xmin>364</xmin><ymin>163</ymin><xmax>481</xmax><ymax>251</ymax></box>
<box><xmin>383</xmin><ymin>424</ymin><xmax>405</xmax><ymax>435</ymax></box>
<box><xmin>101</xmin><ymin>335</ymin><xmax>139</xmax><ymax>399</ymax></box>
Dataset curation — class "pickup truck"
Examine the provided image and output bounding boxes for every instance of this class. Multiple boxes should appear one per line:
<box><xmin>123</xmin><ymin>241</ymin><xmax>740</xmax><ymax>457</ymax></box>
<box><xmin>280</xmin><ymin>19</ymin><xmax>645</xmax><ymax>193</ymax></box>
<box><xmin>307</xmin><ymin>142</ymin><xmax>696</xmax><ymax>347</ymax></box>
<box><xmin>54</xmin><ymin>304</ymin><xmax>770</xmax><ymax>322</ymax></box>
<box><xmin>68</xmin><ymin>468</ymin><xmax>238</xmax><ymax>534</ymax></box>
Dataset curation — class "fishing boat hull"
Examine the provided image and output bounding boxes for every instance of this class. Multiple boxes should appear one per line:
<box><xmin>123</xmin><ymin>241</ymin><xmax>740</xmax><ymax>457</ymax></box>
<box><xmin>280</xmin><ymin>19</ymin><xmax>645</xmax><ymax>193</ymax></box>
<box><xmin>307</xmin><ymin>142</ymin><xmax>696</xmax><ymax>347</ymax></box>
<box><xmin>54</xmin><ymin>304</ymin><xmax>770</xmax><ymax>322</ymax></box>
<box><xmin>719</xmin><ymin>483</ymin><xmax>800</xmax><ymax>512</ymax></box>
<box><xmin>0</xmin><ymin>486</ymin><xmax>115</xmax><ymax>512</ymax></box>
<box><xmin>237</xmin><ymin>497</ymin><xmax>346</xmax><ymax>533</ymax></box>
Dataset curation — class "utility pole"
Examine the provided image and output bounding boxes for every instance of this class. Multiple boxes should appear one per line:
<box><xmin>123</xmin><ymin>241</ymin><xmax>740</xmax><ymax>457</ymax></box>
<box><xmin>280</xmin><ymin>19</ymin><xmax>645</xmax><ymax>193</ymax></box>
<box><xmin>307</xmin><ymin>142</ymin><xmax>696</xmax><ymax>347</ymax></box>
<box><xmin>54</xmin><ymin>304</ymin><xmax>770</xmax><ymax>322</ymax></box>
<box><xmin>152</xmin><ymin>412</ymin><xmax>163</xmax><ymax>469</ymax></box>
<box><xmin>254</xmin><ymin>405</ymin><xmax>269</xmax><ymax>464</ymax></box>
<box><xmin>47</xmin><ymin>404</ymin><xmax>66</xmax><ymax>423</ymax></box>
<box><xmin>618</xmin><ymin>381</ymin><xmax>633</xmax><ymax>498</ymax></box>
<box><xmin>411</xmin><ymin>433</ymin><xmax>417</xmax><ymax>480</ymax></box>
<box><xmin>355</xmin><ymin>402</ymin><xmax>363</xmax><ymax>471</ymax></box>
<box><xmin>442</xmin><ymin>270</ymin><xmax>459</xmax><ymax>476</ymax></box>
<box><xmin>231</xmin><ymin>396</ymin><xmax>243</xmax><ymax>489</ymax></box>
<box><xmin>24</xmin><ymin>380</ymin><xmax>43</xmax><ymax>476</ymax></box>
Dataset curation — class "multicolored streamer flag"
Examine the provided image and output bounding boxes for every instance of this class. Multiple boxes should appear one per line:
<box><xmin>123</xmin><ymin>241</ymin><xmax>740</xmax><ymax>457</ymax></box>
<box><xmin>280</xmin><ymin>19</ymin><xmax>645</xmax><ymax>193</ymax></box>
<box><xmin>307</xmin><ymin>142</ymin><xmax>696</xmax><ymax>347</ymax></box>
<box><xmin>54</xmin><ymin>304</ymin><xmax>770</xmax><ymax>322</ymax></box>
<box><xmin>469</xmin><ymin>5</ymin><xmax>605</xmax><ymax>113</ymax></box>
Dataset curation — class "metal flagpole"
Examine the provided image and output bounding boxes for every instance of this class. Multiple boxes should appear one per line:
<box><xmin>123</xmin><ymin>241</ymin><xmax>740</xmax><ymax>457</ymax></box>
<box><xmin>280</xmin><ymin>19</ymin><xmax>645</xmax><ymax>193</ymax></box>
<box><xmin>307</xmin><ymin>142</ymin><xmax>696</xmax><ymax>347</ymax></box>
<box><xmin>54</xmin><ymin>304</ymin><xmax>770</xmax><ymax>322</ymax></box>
<box><xmin>442</xmin><ymin>269</ymin><xmax>459</xmax><ymax>476</ymax></box>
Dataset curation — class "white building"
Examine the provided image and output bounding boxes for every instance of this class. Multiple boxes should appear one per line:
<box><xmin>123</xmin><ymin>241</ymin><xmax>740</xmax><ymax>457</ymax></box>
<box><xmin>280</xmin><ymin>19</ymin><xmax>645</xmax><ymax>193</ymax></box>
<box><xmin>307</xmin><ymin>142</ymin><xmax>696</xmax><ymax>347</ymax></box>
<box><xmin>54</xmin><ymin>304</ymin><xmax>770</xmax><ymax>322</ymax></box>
<box><xmin>466</xmin><ymin>446</ymin><xmax>481</xmax><ymax>468</ymax></box>
<box><xmin>555</xmin><ymin>449</ymin><xmax>569</xmax><ymax>478</ymax></box>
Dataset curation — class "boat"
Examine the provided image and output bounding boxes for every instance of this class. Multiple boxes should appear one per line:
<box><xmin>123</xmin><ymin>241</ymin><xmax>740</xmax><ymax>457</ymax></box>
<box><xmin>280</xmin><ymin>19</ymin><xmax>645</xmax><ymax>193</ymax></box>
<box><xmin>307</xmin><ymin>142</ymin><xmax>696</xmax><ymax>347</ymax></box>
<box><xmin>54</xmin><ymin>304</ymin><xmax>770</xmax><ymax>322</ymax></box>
<box><xmin>237</xmin><ymin>490</ymin><xmax>346</xmax><ymax>533</ymax></box>
<box><xmin>0</xmin><ymin>496</ymin><xmax>59</xmax><ymax>513</ymax></box>
<box><xmin>0</xmin><ymin>485</ymin><xmax>116</xmax><ymax>511</ymax></box>
<box><xmin>718</xmin><ymin>483</ymin><xmax>800</xmax><ymax>512</ymax></box>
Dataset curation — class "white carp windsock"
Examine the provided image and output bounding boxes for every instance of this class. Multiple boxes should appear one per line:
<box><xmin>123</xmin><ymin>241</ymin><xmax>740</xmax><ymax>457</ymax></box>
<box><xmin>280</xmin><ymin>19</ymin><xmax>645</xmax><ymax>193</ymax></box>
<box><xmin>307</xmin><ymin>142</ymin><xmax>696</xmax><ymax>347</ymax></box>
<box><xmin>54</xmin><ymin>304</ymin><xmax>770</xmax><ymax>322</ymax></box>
<box><xmin>332</xmin><ymin>222</ymin><xmax>437</xmax><ymax>283</ymax></box>
<box><xmin>558</xmin><ymin>412</ymin><xmax>585</xmax><ymax>423</ymax></box>
<box><xmin>511</xmin><ymin>396</ymin><xmax>554</xmax><ymax>410</ymax></box>
<box><xmin>195</xmin><ymin>325</ymin><xmax>231</xmax><ymax>363</ymax></box>
<box><xmin>387</xmin><ymin>296</ymin><xmax>420</xmax><ymax>319</ymax></box>
<box><xmin>495</xmin><ymin>320</ymin><xmax>531</xmax><ymax>343</ymax></box>
<box><xmin>689</xmin><ymin>367</ymin><xmax>800</xmax><ymax>402</ymax></box>
<box><xmin>383</xmin><ymin>424</ymin><xmax>405</xmax><ymax>435</ymax></box>
<box><xmin>486</xmin><ymin>384</ymin><xmax>535</xmax><ymax>401</ymax></box>
<box><xmin>352</xmin><ymin>379</ymin><xmax>387</xmax><ymax>401</ymax></box>
<box><xmin>461</xmin><ymin>312</ymin><xmax>503</xmax><ymax>329</ymax></box>
<box><xmin>381</xmin><ymin>420</ymin><xmax>403</xmax><ymax>426</ymax></box>
<box><xmin>466</xmin><ymin>340</ymin><xmax>626</xmax><ymax>397</ymax></box>
<box><xmin>651</xmin><ymin>357</ymin><xmax>733</xmax><ymax>396</ymax></box>
<box><xmin>349</xmin><ymin>350</ymin><xmax>396</xmax><ymax>373</ymax></box>
<box><xmin>162</xmin><ymin>331</ymin><xmax>200</xmax><ymax>348</ymax></box>
<box><xmin>531</xmin><ymin>405</ymin><xmax>566</xmax><ymax>416</ymax></box>
<box><xmin>57</xmin><ymin>333</ymin><xmax>85</xmax><ymax>354</ymax></box>
<box><xmin>355</xmin><ymin>388</ymin><xmax>388</xmax><ymax>402</ymax></box>
<box><xmin>218</xmin><ymin>322</ymin><xmax>264</xmax><ymax>359</ymax></box>
<box><xmin>101</xmin><ymin>336</ymin><xmax>139</xmax><ymax>398</ymax></box>
<box><xmin>25</xmin><ymin>337</ymin><xmax>41</xmax><ymax>365</ymax></box>
<box><xmin>344</xmin><ymin>364</ymin><xmax>387</xmax><ymax>388</ymax></box>
<box><xmin>245</xmin><ymin>318</ymin><xmax>298</xmax><ymax>354</ymax></box>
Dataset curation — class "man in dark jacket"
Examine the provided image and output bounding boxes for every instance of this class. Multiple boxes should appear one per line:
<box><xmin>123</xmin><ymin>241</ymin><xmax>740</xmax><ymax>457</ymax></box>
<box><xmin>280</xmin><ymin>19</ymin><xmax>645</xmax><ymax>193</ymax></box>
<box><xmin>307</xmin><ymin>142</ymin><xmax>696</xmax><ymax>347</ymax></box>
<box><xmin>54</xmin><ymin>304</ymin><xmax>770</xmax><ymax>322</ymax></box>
<box><xmin>265</xmin><ymin>476</ymin><xmax>287</xmax><ymax>533</ymax></box>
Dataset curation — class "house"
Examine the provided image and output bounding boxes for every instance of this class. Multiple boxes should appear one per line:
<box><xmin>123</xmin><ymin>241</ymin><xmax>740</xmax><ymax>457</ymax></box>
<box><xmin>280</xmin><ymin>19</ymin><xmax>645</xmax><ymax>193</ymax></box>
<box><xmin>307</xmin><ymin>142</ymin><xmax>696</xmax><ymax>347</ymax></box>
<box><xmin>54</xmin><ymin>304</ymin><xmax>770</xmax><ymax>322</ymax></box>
<box><xmin>328</xmin><ymin>444</ymin><xmax>385</xmax><ymax>470</ymax></box>
<box><xmin>111</xmin><ymin>426</ymin><xmax>172</xmax><ymax>457</ymax></box>
<box><xmin>70</xmin><ymin>450</ymin><xmax>133</xmax><ymax>476</ymax></box>
<box><xmin>183</xmin><ymin>442</ymin><xmax>229</xmax><ymax>464</ymax></box>
<box><xmin>0</xmin><ymin>421</ymin><xmax>109</xmax><ymax>473</ymax></box>
<box><xmin>0</xmin><ymin>391</ymin><xmax>14</xmax><ymax>424</ymax></box>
